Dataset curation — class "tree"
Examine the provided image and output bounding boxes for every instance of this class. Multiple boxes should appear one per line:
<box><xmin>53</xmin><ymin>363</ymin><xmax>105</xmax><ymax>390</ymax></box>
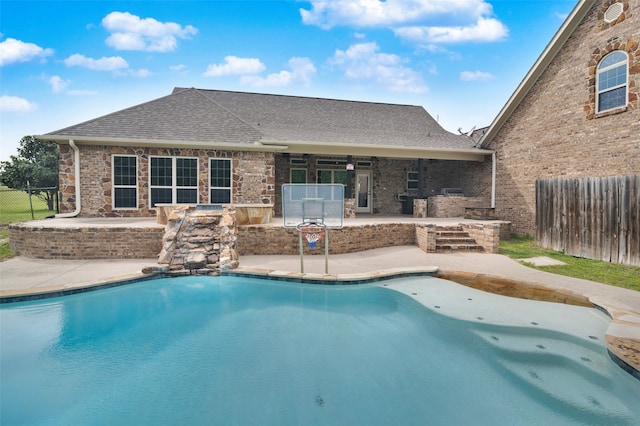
<box><xmin>0</xmin><ymin>136</ymin><xmax>59</xmax><ymax>210</ymax></box>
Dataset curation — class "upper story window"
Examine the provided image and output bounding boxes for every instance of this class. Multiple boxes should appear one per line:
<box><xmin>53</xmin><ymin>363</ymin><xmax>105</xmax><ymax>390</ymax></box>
<box><xmin>113</xmin><ymin>155</ymin><xmax>137</xmax><ymax>209</ymax></box>
<box><xmin>596</xmin><ymin>51</ymin><xmax>628</xmax><ymax>113</ymax></box>
<box><xmin>150</xmin><ymin>156</ymin><xmax>198</xmax><ymax>207</ymax></box>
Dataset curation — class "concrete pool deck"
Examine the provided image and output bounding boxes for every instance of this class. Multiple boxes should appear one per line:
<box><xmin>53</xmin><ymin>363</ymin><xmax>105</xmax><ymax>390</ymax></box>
<box><xmin>1</xmin><ymin>246</ymin><xmax>639</xmax><ymax>376</ymax></box>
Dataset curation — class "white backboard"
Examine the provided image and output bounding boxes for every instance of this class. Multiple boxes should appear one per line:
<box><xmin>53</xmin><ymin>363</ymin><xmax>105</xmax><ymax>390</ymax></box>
<box><xmin>282</xmin><ymin>184</ymin><xmax>344</xmax><ymax>229</ymax></box>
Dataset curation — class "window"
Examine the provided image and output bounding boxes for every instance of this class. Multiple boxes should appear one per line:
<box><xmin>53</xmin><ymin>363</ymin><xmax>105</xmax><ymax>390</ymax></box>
<box><xmin>113</xmin><ymin>155</ymin><xmax>137</xmax><ymax>209</ymax></box>
<box><xmin>596</xmin><ymin>51</ymin><xmax>628</xmax><ymax>113</ymax></box>
<box><xmin>407</xmin><ymin>172</ymin><xmax>419</xmax><ymax>190</ymax></box>
<box><xmin>150</xmin><ymin>156</ymin><xmax>198</xmax><ymax>207</ymax></box>
<box><xmin>317</xmin><ymin>169</ymin><xmax>346</xmax><ymax>185</ymax></box>
<box><xmin>210</xmin><ymin>158</ymin><xmax>232</xmax><ymax>203</ymax></box>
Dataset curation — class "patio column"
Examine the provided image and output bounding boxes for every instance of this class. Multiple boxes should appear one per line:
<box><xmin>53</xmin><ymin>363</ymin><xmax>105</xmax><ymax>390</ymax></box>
<box><xmin>345</xmin><ymin>155</ymin><xmax>354</xmax><ymax>198</ymax></box>
<box><xmin>417</xmin><ymin>158</ymin><xmax>425</xmax><ymax>198</ymax></box>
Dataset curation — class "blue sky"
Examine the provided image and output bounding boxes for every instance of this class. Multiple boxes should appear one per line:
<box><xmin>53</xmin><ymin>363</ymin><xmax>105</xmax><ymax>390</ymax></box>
<box><xmin>0</xmin><ymin>0</ymin><xmax>577</xmax><ymax>161</ymax></box>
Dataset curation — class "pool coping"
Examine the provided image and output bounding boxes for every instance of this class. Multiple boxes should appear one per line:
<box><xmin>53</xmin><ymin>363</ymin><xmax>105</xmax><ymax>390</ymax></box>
<box><xmin>1</xmin><ymin>266</ymin><xmax>638</xmax><ymax>380</ymax></box>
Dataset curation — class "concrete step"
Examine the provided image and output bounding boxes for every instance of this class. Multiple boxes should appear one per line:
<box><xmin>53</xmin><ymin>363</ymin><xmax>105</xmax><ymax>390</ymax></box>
<box><xmin>436</xmin><ymin>244</ymin><xmax>485</xmax><ymax>253</ymax></box>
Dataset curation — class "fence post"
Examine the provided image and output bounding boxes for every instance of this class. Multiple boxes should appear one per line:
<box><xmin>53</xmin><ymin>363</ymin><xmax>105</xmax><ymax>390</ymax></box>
<box><xmin>27</xmin><ymin>180</ymin><xmax>35</xmax><ymax>220</ymax></box>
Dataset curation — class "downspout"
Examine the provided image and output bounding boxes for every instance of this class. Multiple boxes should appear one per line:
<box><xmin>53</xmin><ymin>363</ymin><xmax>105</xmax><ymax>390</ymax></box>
<box><xmin>491</xmin><ymin>152</ymin><xmax>496</xmax><ymax>208</ymax></box>
<box><xmin>55</xmin><ymin>139</ymin><xmax>81</xmax><ymax>218</ymax></box>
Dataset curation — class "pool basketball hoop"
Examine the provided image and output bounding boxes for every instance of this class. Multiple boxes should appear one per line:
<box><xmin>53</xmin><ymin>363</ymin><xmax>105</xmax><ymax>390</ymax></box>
<box><xmin>282</xmin><ymin>184</ymin><xmax>345</xmax><ymax>274</ymax></box>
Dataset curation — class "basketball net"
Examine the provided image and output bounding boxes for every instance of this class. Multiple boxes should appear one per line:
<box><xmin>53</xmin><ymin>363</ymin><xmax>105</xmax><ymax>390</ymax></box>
<box><xmin>297</xmin><ymin>222</ymin><xmax>326</xmax><ymax>248</ymax></box>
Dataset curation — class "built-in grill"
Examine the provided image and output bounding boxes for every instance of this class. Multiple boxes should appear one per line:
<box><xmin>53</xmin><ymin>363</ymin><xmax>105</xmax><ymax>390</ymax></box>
<box><xmin>440</xmin><ymin>188</ymin><xmax>464</xmax><ymax>197</ymax></box>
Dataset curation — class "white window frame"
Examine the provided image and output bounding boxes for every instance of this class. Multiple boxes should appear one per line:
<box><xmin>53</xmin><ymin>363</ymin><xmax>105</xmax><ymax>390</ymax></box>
<box><xmin>112</xmin><ymin>155</ymin><xmax>138</xmax><ymax>210</ymax></box>
<box><xmin>149</xmin><ymin>156</ymin><xmax>199</xmax><ymax>207</ymax></box>
<box><xmin>596</xmin><ymin>50</ymin><xmax>628</xmax><ymax>113</ymax></box>
<box><xmin>209</xmin><ymin>157</ymin><xmax>232</xmax><ymax>204</ymax></box>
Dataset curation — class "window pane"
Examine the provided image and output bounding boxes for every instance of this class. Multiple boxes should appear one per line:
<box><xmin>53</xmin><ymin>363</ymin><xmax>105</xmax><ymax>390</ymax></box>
<box><xmin>210</xmin><ymin>159</ymin><xmax>231</xmax><ymax>187</ymax></box>
<box><xmin>177</xmin><ymin>188</ymin><xmax>198</xmax><ymax>204</ymax></box>
<box><xmin>334</xmin><ymin>170</ymin><xmax>347</xmax><ymax>185</ymax></box>
<box><xmin>115</xmin><ymin>188</ymin><xmax>136</xmax><ymax>208</ymax></box>
<box><xmin>176</xmin><ymin>158</ymin><xmax>197</xmax><ymax>187</ymax></box>
<box><xmin>599</xmin><ymin>86</ymin><xmax>626</xmax><ymax>111</ymax></box>
<box><xmin>317</xmin><ymin>170</ymin><xmax>332</xmax><ymax>183</ymax></box>
<box><xmin>114</xmin><ymin>156</ymin><xmax>136</xmax><ymax>186</ymax></box>
<box><xmin>598</xmin><ymin>64</ymin><xmax>627</xmax><ymax>91</ymax></box>
<box><xmin>599</xmin><ymin>51</ymin><xmax>626</xmax><ymax>69</ymax></box>
<box><xmin>210</xmin><ymin>188</ymin><xmax>231</xmax><ymax>203</ymax></box>
<box><xmin>151</xmin><ymin>188</ymin><xmax>172</xmax><ymax>207</ymax></box>
<box><xmin>151</xmin><ymin>157</ymin><xmax>172</xmax><ymax>186</ymax></box>
<box><xmin>291</xmin><ymin>169</ymin><xmax>306</xmax><ymax>183</ymax></box>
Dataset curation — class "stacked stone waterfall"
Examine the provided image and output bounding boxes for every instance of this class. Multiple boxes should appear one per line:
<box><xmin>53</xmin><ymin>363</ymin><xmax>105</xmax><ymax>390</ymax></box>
<box><xmin>158</xmin><ymin>206</ymin><xmax>239</xmax><ymax>276</ymax></box>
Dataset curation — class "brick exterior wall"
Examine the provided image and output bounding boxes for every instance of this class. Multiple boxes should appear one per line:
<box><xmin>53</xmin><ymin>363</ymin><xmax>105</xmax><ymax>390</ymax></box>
<box><xmin>59</xmin><ymin>145</ymin><xmax>275</xmax><ymax>217</ymax></box>
<box><xmin>485</xmin><ymin>0</ymin><xmax>640</xmax><ymax>235</ymax></box>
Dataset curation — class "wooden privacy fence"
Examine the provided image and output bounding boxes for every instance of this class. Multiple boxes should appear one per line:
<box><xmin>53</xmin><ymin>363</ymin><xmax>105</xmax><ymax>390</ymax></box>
<box><xmin>535</xmin><ymin>175</ymin><xmax>639</xmax><ymax>266</ymax></box>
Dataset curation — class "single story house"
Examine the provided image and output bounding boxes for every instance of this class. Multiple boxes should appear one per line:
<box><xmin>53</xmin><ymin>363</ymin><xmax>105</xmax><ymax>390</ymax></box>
<box><xmin>43</xmin><ymin>87</ymin><xmax>494</xmax><ymax>218</ymax></box>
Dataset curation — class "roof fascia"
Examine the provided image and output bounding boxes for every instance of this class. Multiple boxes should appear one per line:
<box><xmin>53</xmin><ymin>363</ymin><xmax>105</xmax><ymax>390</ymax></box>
<box><xmin>260</xmin><ymin>140</ymin><xmax>492</xmax><ymax>161</ymax></box>
<box><xmin>478</xmin><ymin>0</ymin><xmax>595</xmax><ymax>148</ymax></box>
<box><xmin>42</xmin><ymin>136</ymin><xmax>492</xmax><ymax>161</ymax></box>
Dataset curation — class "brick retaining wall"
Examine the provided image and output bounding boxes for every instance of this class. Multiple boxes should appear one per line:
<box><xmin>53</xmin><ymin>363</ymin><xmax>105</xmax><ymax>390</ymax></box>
<box><xmin>10</xmin><ymin>220</ymin><xmax>508</xmax><ymax>259</ymax></box>
<box><xmin>9</xmin><ymin>224</ymin><xmax>164</xmax><ymax>259</ymax></box>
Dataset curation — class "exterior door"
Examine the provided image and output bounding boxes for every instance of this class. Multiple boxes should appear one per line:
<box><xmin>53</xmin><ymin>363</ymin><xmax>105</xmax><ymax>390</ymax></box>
<box><xmin>356</xmin><ymin>171</ymin><xmax>372</xmax><ymax>213</ymax></box>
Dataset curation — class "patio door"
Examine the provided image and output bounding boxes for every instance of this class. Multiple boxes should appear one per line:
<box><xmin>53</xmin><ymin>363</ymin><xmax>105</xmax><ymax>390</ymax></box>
<box><xmin>356</xmin><ymin>171</ymin><xmax>372</xmax><ymax>213</ymax></box>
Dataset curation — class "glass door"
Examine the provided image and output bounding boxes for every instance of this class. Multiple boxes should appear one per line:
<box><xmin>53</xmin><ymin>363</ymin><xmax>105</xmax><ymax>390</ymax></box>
<box><xmin>356</xmin><ymin>171</ymin><xmax>371</xmax><ymax>213</ymax></box>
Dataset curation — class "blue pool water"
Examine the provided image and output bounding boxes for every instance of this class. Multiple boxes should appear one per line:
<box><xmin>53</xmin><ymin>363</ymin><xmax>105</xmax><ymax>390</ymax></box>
<box><xmin>1</xmin><ymin>275</ymin><xmax>639</xmax><ymax>425</ymax></box>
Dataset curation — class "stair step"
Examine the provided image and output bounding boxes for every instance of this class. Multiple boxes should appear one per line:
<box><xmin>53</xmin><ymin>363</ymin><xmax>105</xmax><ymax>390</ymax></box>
<box><xmin>436</xmin><ymin>244</ymin><xmax>484</xmax><ymax>253</ymax></box>
<box><xmin>437</xmin><ymin>237</ymin><xmax>477</xmax><ymax>244</ymax></box>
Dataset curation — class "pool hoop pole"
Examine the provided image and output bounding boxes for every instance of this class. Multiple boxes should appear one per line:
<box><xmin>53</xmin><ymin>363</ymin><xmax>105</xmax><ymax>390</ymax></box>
<box><xmin>297</xmin><ymin>221</ymin><xmax>329</xmax><ymax>274</ymax></box>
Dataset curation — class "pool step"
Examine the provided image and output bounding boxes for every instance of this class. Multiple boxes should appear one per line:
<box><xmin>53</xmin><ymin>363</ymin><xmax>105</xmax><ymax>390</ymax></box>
<box><xmin>435</xmin><ymin>226</ymin><xmax>484</xmax><ymax>253</ymax></box>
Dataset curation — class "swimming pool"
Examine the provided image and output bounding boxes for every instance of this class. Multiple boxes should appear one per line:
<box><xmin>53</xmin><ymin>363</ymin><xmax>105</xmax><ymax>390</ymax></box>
<box><xmin>1</xmin><ymin>275</ymin><xmax>639</xmax><ymax>425</ymax></box>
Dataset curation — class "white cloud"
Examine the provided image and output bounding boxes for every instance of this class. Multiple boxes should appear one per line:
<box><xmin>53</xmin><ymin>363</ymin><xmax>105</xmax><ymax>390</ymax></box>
<box><xmin>127</xmin><ymin>68</ymin><xmax>152</xmax><ymax>78</ymax></box>
<box><xmin>328</xmin><ymin>42</ymin><xmax>427</xmax><ymax>93</ymax></box>
<box><xmin>170</xmin><ymin>64</ymin><xmax>187</xmax><ymax>72</ymax></box>
<box><xmin>49</xmin><ymin>75</ymin><xmax>70</xmax><ymax>93</ymax></box>
<box><xmin>204</xmin><ymin>56</ymin><xmax>265</xmax><ymax>77</ymax></box>
<box><xmin>0</xmin><ymin>37</ymin><xmax>53</xmax><ymax>66</ymax></box>
<box><xmin>460</xmin><ymin>70</ymin><xmax>494</xmax><ymax>81</ymax></box>
<box><xmin>0</xmin><ymin>95</ymin><xmax>37</xmax><ymax>112</ymax></box>
<box><xmin>300</xmin><ymin>0</ymin><xmax>507</xmax><ymax>44</ymax></box>
<box><xmin>240</xmin><ymin>57</ymin><xmax>316</xmax><ymax>87</ymax></box>
<box><xmin>102</xmin><ymin>11</ymin><xmax>198</xmax><ymax>52</ymax></box>
<box><xmin>64</xmin><ymin>53</ymin><xmax>129</xmax><ymax>71</ymax></box>
<box><xmin>395</xmin><ymin>17</ymin><xmax>507</xmax><ymax>44</ymax></box>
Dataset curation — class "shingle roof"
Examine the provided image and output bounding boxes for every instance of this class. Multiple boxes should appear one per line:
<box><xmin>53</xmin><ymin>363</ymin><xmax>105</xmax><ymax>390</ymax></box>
<box><xmin>47</xmin><ymin>87</ymin><xmax>476</xmax><ymax>151</ymax></box>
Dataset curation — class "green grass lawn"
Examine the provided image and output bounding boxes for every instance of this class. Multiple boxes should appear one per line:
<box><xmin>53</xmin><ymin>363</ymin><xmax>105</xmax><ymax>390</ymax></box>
<box><xmin>0</xmin><ymin>228</ymin><xmax>15</xmax><ymax>260</ymax></box>
<box><xmin>500</xmin><ymin>235</ymin><xmax>640</xmax><ymax>292</ymax></box>
<box><xmin>0</xmin><ymin>186</ymin><xmax>56</xmax><ymax>225</ymax></box>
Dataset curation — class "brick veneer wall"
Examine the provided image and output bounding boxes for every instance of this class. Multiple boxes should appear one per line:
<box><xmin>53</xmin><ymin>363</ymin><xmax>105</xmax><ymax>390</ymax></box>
<box><xmin>427</xmin><ymin>196</ymin><xmax>485</xmax><ymax>218</ymax></box>
<box><xmin>237</xmin><ymin>223</ymin><xmax>417</xmax><ymax>255</ymax></box>
<box><xmin>58</xmin><ymin>145</ymin><xmax>275</xmax><ymax>218</ymax></box>
<box><xmin>10</xmin><ymin>219</ymin><xmax>508</xmax><ymax>259</ymax></box>
<box><xmin>9</xmin><ymin>224</ymin><xmax>164</xmax><ymax>259</ymax></box>
<box><xmin>485</xmin><ymin>0</ymin><xmax>639</xmax><ymax>235</ymax></box>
